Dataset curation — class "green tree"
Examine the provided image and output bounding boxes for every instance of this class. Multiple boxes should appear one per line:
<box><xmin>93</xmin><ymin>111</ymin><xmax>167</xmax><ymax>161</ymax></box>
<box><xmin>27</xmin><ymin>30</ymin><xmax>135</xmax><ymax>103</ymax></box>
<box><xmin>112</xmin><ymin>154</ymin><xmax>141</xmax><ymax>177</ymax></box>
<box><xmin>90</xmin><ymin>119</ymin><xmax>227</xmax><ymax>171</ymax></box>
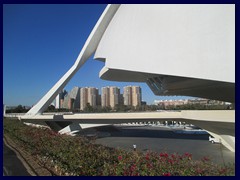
<box><xmin>84</xmin><ymin>103</ymin><xmax>94</xmax><ymax>112</ymax></box>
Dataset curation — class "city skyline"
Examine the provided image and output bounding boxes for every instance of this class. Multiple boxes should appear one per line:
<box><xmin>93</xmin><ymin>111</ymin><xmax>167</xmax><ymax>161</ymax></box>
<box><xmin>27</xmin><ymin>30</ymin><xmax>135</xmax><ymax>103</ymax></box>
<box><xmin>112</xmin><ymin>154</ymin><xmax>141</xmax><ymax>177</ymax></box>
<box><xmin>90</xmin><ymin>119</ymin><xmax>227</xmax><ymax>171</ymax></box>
<box><xmin>55</xmin><ymin>85</ymin><xmax>142</xmax><ymax>110</ymax></box>
<box><xmin>3</xmin><ymin>4</ymin><xmax>195</xmax><ymax>107</ymax></box>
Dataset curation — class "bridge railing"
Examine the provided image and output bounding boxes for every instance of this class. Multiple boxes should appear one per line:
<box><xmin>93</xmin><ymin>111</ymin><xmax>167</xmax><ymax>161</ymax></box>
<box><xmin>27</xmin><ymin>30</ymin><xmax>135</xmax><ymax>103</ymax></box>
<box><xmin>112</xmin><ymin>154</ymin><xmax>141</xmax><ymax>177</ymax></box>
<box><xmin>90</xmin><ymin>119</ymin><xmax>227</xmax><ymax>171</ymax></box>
<box><xmin>4</xmin><ymin>113</ymin><xmax>26</xmax><ymax>118</ymax></box>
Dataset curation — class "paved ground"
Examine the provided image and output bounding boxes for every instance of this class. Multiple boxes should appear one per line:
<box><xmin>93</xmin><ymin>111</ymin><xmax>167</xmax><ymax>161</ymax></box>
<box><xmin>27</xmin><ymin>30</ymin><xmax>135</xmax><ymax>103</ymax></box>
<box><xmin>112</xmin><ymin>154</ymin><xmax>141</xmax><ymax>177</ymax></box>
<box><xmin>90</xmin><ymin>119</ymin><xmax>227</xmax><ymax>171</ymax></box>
<box><xmin>92</xmin><ymin>125</ymin><xmax>235</xmax><ymax>165</ymax></box>
<box><xmin>3</xmin><ymin>142</ymin><xmax>31</xmax><ymax>176</ymax></box>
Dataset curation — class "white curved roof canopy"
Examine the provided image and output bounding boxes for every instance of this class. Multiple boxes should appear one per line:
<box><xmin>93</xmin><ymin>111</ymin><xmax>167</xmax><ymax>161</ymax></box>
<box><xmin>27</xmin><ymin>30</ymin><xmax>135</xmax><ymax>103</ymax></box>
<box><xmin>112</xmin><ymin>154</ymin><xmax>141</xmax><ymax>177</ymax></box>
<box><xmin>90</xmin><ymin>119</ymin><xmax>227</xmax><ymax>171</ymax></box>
<box><xmin>26</xmin><ymin>4</ymin><xmax>235</xmax><ymax>116</ymax></box>
<box><xmin>94</xmin><ymin>4</ymin><xmax>235</xmax><ymax>102</ymax></box>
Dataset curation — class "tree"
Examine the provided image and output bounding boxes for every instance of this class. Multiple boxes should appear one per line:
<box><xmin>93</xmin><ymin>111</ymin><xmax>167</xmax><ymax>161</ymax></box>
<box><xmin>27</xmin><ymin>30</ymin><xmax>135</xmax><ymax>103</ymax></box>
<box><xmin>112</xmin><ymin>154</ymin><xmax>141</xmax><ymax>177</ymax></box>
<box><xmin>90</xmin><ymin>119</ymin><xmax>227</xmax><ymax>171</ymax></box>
<box><xmin>46</xmin><ymin>105</ymin><xmax>55</xmax><ymax>112</ymax></box>
<box><xmin>84</xmin><ymin>103</ymin><xmax>94</xmax><ymax>112</ymax></box>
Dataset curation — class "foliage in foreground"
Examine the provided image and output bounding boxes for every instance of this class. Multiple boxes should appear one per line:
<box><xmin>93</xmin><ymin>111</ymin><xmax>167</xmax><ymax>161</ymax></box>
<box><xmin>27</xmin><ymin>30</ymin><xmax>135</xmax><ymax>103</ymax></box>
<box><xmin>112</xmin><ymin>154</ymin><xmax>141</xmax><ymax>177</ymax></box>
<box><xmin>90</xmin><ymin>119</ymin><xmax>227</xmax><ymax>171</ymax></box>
<box><xmin>3</xmin><ymin>118</ymin><xmax>235</xmax><ymax>176</ymax></box>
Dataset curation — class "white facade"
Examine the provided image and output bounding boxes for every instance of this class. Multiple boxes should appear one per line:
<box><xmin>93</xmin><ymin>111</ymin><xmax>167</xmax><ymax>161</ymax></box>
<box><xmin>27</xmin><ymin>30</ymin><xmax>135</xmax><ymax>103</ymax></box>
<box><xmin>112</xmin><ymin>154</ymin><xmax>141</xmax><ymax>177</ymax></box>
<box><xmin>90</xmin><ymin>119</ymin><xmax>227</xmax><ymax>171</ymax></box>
<box><xmin>22</xmin><ymin>4</ymin><xmax>235</xmax><ymax>152</ymax></box>
<box><xmin>95</xmin><ymin>4</ymin><xmax>234</xmax><ymax>83</ymax></box>
<box><xmin>25</xmin><ymin>4</ymin><xmax>234</xmax><ymax>116</ymax></box>
<box><xmin>94</xmin><ymin>4</ymin><xmax>234</xmax><ymax>103</ymax></box>
<box><xmin>55</xmin><ymin>94</ymin><xmax>60</xmax><ymax>109</ymax></box>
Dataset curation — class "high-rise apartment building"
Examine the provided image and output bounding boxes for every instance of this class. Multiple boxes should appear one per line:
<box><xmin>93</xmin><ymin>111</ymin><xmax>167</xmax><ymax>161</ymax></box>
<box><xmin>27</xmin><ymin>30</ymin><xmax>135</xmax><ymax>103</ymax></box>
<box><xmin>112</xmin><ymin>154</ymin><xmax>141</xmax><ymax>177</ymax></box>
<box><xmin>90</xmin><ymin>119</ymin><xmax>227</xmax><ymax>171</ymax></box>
<box><xmin>55</xmin><ymin>89</ymin><xmax>67</xmax><ymax>109</ymax></box>
<box><xmin>123</xmin><ymin>86</ymin><xmax>142</xmax><ymax>107</ymax></box>
<box><xmin>132</xmin><ymin>86</ymin><xmax>142</xmax><ymax>107</ymax></box>
<box><xmin>101</xmin><ymin>86</ymin><xmax>120</xmax><ymax>109</ymax></box>
<box><xmin>80</xmin><ymin>87</ymin><xmax>99</xmax><ymax>110</ymax></box>
<box><xmin>109</xmin><ymin>87</ymin><xmax>120</xmax><ymax>108</ymax></box>
<box><xmin>62</xmin><ymin>87</ymin><xmax>80</xmax><ymax>110</ymax></box>
<box><xmin>101</xmin><ymin>87</ymin><xmax>110</xmax><ymax>107</ymax></box>
<box><xmin>123</xmin><ymin>86</ymin><xmax>132</xmax><ymax>106</ymax></box>
<box><xmin>80</xmin><ymin>88</ymin><xmax>88</xmax><ymax>110</ymax></box>
<box><xmin>88</xmin><ymin>87</ymin><xmax>98</xmax><ymax>107</ymax></box>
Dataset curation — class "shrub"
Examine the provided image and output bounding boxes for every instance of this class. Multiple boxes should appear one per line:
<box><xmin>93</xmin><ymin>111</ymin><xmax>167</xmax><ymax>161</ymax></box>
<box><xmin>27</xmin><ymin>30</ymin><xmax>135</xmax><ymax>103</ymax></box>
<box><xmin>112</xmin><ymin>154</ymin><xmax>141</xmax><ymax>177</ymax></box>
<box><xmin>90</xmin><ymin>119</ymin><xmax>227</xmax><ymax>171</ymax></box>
<box><xmin>3</xmin><ymin>118</ymin><xmax>235</xmax><ymax>176</ymax></box>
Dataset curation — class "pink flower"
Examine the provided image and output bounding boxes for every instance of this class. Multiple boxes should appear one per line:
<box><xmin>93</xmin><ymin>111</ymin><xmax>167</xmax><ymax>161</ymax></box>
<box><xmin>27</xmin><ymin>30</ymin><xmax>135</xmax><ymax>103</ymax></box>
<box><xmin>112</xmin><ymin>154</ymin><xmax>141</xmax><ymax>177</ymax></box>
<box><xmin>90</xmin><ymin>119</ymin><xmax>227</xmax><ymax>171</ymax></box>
<box><xmin>163</xmin><ymin>172</ymin><xmax>171</xmax><ymax>176</ymax></box>
<box><xmin>202</xmin><ymin>156</ymin><xmax>210</xmax><ymax>162</ymax></box>
<box><xmin>130</xmin><ymin>164</ymin><xmax>136</xmax><ymax>171</ymax></box>
<box><xmin>184</xmin><ymin>152</ymin><xmax>192</xmax><ymax>160</ymax></box>
<box><xmin>196</xmin><ymin>168</ymin><xmax>203</xmax><ymax>174</ymax></box>
<box><xmin>219</xmin><ymin>168</ymin><xmax>227</xmax><ymax>174</ymax></box>
<box><xmin>168</xmin><ymin>159</ymin><xmax>174</xmax><ymax>165</ymax></box>
<box><xmin>145</xmin><ymin>154</ymin><xmax>150</xmax><ymax>160</ymax></box>
<box><xmin>160</xmin><ymin>152</ymin><xmax>168</xmax><ymax>158</ymax></box>
<box><xmin>147</xmin><ymin>163</ymin><xmax>153</xmax><ymax>169</ymax></box>
<box><xmin>118</xmin><ymin>156</ymin><xmax>122</xmax><ymax>161</ymax></box>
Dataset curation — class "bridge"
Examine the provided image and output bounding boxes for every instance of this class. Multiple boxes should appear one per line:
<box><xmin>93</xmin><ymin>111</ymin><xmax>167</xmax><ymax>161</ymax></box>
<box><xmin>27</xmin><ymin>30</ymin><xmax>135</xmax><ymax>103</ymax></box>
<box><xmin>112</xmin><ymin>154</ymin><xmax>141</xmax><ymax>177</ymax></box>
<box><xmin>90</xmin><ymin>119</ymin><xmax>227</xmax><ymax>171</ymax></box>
<box><xmin>19</xmin><ymin>110</ymin><xmax>235</xmax><ymax>152</ymax></box>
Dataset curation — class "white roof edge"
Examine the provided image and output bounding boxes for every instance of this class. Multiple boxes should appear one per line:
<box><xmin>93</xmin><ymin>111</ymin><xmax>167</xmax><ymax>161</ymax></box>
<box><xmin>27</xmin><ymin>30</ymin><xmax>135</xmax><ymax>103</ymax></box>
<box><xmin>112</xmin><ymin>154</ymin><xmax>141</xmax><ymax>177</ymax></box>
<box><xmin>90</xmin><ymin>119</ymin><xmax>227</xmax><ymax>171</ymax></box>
<box><xmin>74</xmin><ymin>4</ymin><xmax>121</xmax><ymax>68</ymax></box>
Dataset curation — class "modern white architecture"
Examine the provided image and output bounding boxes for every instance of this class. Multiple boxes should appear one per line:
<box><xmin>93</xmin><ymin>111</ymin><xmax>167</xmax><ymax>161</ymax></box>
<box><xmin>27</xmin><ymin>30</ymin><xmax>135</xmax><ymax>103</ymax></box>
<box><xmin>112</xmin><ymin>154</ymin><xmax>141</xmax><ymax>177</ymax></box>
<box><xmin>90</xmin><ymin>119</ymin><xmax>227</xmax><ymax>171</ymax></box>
<box><xmin>25</xmin><ymin>4</ymin><xmax>234</xmax><ymax>116</ymax></box>
<box><xmin>22</xmin><ymin>4</ymin><xmax>235</xmax><ymax>151</ymax></box>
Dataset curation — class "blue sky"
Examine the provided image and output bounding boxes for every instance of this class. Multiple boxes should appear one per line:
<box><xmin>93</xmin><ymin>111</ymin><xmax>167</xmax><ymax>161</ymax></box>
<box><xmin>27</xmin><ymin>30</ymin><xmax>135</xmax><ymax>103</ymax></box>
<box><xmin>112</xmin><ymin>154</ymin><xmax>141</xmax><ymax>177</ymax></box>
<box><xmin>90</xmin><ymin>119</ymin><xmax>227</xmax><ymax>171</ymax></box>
<box><xmin>3</xmin><ymin>4</ymin><xmax>195</xmax><ymax>106</ymax></box>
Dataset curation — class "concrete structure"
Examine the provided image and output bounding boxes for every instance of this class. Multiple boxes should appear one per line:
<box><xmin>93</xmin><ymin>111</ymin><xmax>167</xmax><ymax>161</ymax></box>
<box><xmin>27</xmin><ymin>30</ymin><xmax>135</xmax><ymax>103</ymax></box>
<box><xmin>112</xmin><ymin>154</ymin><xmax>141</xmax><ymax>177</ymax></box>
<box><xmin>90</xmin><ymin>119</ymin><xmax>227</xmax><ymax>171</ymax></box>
<box><xmin>88</xmin><ymin>87</ymin><xmax>99</xmax><ymax>108</ymax></box>
<box><xmin>102</xmin><ymin>86</ymin><xmax>120</xmax><ymax>109</ymax></box>
<box><xmin>154</xmin><ymin>98</ymin><xmax>228</xmax><ymax>108</ymax></box>
<box><xmin>123</xmin><ymin>86</ymin><xmax>142</xmax><ymax>107</ymax></box>
<box><xmin>55</xmin><ymin>90</ymin><xmax>67</xmax><ymax>109</ymax></box>
<box><xmin>55</xmin><ymin>95</ymin><xmax>60</xmax><ymax>109</ymax></box>
<box><xmin>80</xmin><ymin>88</ymin><xmax>88</xmax><ymax>110</ymax></box>
<box><xmin>22</xmin><ymin>5</ymin><xmax>235</xmax><ymax>151</ymax></box>
<box><xmin>109</xmin><ymin>87</ymin><xmax>120</xmax><ymax>108</ymax></box>
<box><xmin>80</xmin><ymin>87</ymin><xmax>99</xmax><ymax>110</ymax></box>
<box><xmin>123</xmin><ymin>86</ymin><xmax>132</xmax><ymax>106</ymax></box>
<box><xmin>132</xmin><ymin>86</ymin><xmax>142</xmax><ymax>107</ymax></box>
<box><xmin>21</xmin><ymin>110</ymin><xmax>235</xmax><ymax>152</ymax></box>
<box><xmin>24</xmin><ymin>5</ymin><xmax>120</xmax><ymax>116</ymax></box>
<box><xmin>101</xmin><ymin>87</ymin><xmax>110</xmax><ymax>107</ymax></box>
<box><xmin>95</xmin><ymin>5</ymin><xmax>234</xmax><ymax>103</ymax></box>
<box><xmin>3</xmin><ymin>104</ymin><xmax>6</xmax><ymax>117</ymax></box>
<box><xmin>62</xmin><ymin>87</ymin><xmax>80</xmax><ymax>110</ymax></box>
<box><xmin>62</xmin><ymin>93</ymin><xmax>69</xmax><ymax>109</ymax></box>
<box><xmin>155</xmin><ymin>99</ymin><xmax>188</xmax><ymax>107</ymax></box>
<box><xmin>24</xmin><ymin>4</ymin><xmax>234</xmax><ymax>116</ymax></box>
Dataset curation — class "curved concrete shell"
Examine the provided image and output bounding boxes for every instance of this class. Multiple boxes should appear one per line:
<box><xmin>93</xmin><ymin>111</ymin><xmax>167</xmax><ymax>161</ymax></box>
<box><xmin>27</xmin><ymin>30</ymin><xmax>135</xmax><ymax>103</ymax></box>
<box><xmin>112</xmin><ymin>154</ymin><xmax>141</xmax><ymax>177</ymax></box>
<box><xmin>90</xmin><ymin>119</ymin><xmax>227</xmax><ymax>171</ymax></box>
<box><xmin>25</xmin><ymin>4</ymin><xmax>234</xmax><ymax>116</ymax></box>
<box><xmin>94</xmin><ymin>4</ymin><xmax>235</xmax><ymax>102</ymax></box>
<box><xmin>25</xmin><ymin>5</ymin><xmax>121</xmax><ymax>116</ymax></box>
<box><xmin>22</xmin><ymin>4</ymin><xmax>235</xmax><ymax>152</ymax></box>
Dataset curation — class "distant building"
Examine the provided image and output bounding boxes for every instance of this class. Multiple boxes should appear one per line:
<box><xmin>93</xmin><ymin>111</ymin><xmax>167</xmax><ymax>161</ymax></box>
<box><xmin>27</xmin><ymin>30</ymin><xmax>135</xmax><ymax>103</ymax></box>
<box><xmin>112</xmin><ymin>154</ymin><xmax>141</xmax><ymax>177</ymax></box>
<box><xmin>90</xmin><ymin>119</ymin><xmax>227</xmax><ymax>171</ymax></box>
<box><xmin>80</xmin><ymin>88</ymin><xmax>88</xmax><ymax>110</ymax></box>
<box><xmin>154</xmin><ymin>98</ymin><xmax>227</xmax><ymax>108</ymax></box>
<box><xmin>62</xmin><ymin>94</ymin><xmax>69</xmax><ymax>109</ymax></box>
<box><xmin>132</xmin><ymin>86</ymin><xmax>142</xmax><ymax>107</ymax></box>
<box><xmin>88</xmin><ymin>87</ymin><xmax>99</xmax><ymax>108</ymax></box>
<box><xmin>62</xmin><ymin>87</ymin><xmax>80</xmax><ymax>110</ymax></box>
<box><xmin>101</xmin><ymin>87</ymin><xmax>110</xmax><ymax>107</ymax></box>
<box><xmin>154</xmin><ymin>99</ymin><xmax>188</xmax><ymax>107</ymax></box>
<box><xmin>123</xmin><ymin>86</ymin><xmax>132</xmax><ymax>106</ymax></box>
<box><xmin>123</xmin><ymin>86</ymin><xmax>142</xmax><ymax>107</ymax></box>
<box><xmin>188</xmin><ymin>98</ymin><xmax>208</xmax><ymax>105</ymax></box>
<box><xmin>97</xmin><ymin>94</ymin><xmax>101</xmax><ymax>106</ymax></box>
<box><xmin>80</xmin><ymin>87</ymin><xmax>99</xmax><ymax>110</ymax></box>
<box><xmin>102</xmin><ymin>86</ymin><xmax>120</xmax><ymax>109</ymax></box>
<box><xmin>110</xmin><ymin>87</ymin><xmax>120</xmax><ymax>108</ymax></box>
<box><xmin>55</xmin><ymin>89</ymin><xmax>67</xmax><ymax>109</ymax></box>
<box><xmin>141</xmin><ymin>101</ymin><xmax>147</xmax><ymax>105</ymax></box>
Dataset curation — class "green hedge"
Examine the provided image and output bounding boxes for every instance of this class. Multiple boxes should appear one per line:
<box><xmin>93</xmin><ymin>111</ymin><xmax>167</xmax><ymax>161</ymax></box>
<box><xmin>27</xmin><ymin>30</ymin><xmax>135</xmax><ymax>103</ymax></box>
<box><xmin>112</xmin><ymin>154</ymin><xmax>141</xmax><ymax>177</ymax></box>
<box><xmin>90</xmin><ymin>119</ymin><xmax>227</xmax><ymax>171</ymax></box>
<box><xmin>3</xmin><ymin>118</ymin><xmax>235</xmax><ymax>176</ymax></box>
